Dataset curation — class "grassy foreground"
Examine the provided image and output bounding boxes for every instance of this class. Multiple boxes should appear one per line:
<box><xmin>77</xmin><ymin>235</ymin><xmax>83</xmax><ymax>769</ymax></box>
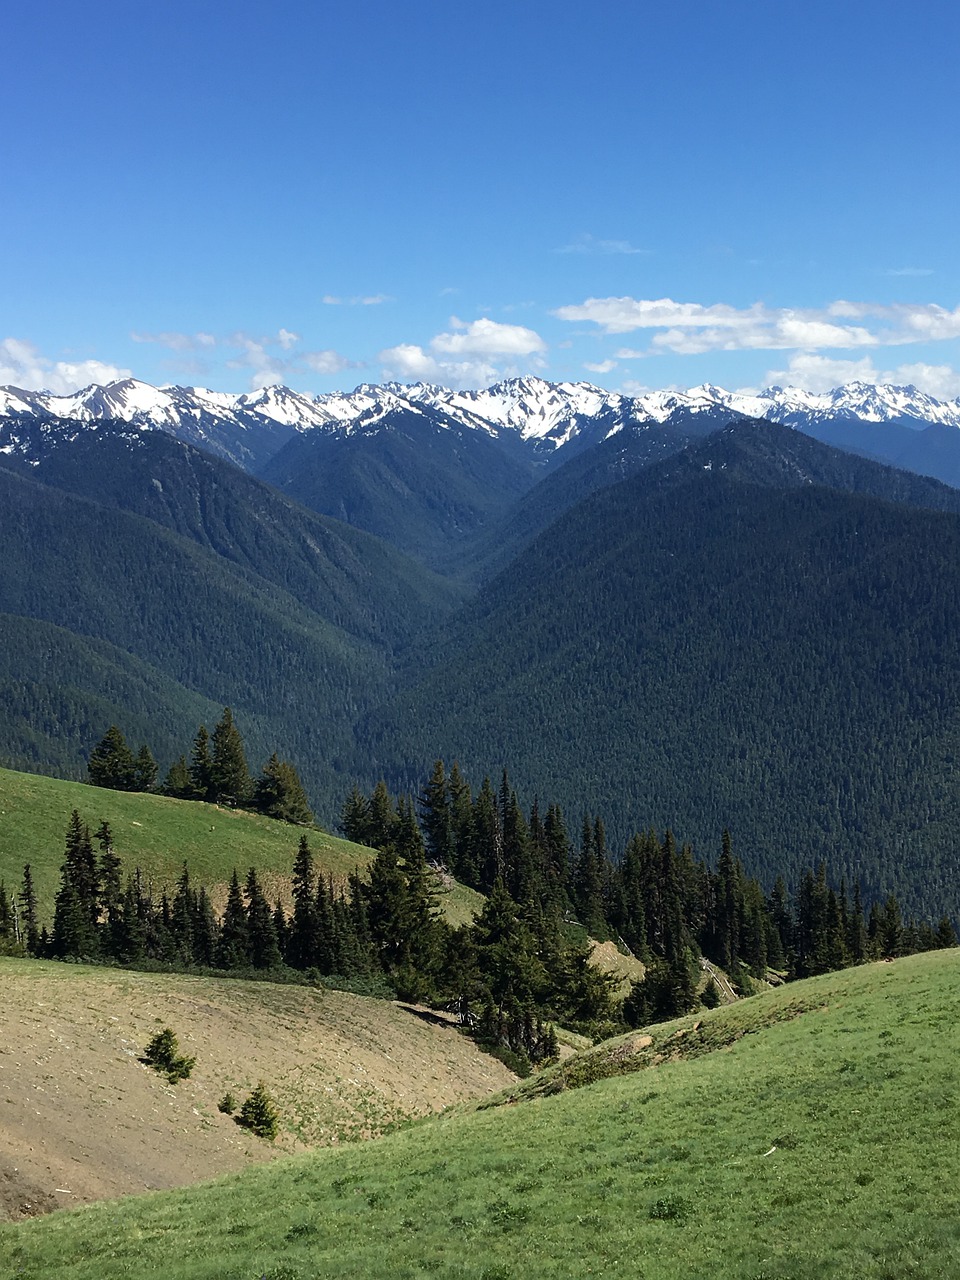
<box><xmin>0</xmin><ymin>766</ymin><xmax>483</xmax><ymax>925</ymax></box>
<box><xmin>5</xmin><ymin>949</ymin><xmax>959</xmax><ymax>1279</ymax></box>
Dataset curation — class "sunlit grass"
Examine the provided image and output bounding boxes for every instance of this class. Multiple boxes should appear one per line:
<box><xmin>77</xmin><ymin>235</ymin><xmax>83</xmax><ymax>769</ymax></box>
<box><xmin>6</xmin><ymin>949</ymin><xmax>959</xmax><ymax>1278</ymax></box>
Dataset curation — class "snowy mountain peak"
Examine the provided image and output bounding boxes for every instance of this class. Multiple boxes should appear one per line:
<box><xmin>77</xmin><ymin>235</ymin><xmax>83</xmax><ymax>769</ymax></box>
<box><xmin>3</xmin><ymin>376</ymin><xmax>960</xmax><ymax>475</ymax></box>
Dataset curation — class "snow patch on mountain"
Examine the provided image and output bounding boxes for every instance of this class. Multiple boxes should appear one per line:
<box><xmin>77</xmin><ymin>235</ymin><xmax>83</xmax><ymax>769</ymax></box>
<box><xmin>3</xmin><ymin>376</ymin><xmax>960</xmax><ymax>471</ymax></box>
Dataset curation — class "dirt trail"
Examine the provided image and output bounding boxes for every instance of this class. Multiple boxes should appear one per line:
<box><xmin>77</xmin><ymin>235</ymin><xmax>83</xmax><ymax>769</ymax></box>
<box><xmin>0</xmin><ymin>960</ymin><xmax>514</xmax><ymax>1221</ymax></box>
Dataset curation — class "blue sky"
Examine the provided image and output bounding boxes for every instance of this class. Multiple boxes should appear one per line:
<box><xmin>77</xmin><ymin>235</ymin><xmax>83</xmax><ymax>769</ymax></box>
<box><xmin>3</xmin><ymin>0</ymin><xmax>959</xmax><ymax>398</ymax></box>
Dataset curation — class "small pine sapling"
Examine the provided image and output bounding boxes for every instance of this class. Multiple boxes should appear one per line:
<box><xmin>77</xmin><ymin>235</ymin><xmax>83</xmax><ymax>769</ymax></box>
<box><xmin>141</xmin><ymin>1027</ymin><xmax>196</xmax><ymax>1083</ymax></box>
<box><xmin>700</xmin><ymin>977</ymin><xmax>721</xmax><ymax>1008</ymax></box>
<box><xmin>235</xmin><ymin>1081</ymin><xmax>280</xmax><ymax>1140</ymax></box>
<box><xmin>218</xmin><ymin>1091</ymin><xmax>236</xmax><ymax>1114</ymax></box>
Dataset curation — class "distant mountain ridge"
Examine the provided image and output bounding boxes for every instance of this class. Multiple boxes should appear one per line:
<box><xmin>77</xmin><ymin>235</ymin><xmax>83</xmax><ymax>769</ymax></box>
<box><xmin>7</xmin><ymin>376</ymin><xmax>960</xmax><ymax>564</ymax></box>
<box><xmin>4</xmin><ymin>375</ymin><xmax>960</xmax><ymax>466</ymax></box>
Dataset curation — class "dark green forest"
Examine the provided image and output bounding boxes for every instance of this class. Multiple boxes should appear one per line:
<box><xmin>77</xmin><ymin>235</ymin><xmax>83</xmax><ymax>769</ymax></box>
<box><xmin>4</xmin><ymin>416</ymin><xmax>960</xmax><ymax>923</ymax></box>
<box><xmin>363</xmin><ymin>433</ymin><xmax>960</xmax><ymax>923</ymax></box>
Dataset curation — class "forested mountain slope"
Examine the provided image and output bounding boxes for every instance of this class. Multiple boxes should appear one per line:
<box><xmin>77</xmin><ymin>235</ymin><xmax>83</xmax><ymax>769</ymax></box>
<box><xmin>0</xmin><ymin>462</ymin><xmax>457</xmax><ymax>813</ymax></box>
<box><xmin>362</xmin><ymin>422</ymin><xmax>960</xmax><ymax>919</ymax></box>
<box><xmin>258</xmin><ymin>405</ymin><xmax>540</xmax><ymax>568</ymax></box>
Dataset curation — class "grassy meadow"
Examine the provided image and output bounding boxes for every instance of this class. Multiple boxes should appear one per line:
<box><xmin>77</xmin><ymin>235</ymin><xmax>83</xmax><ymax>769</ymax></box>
<box><xmin>5</xmin><ymin>948</ymin><xmax>959</xmax><ymax>1278</ymax></box>
<box><xmin>0</xmin><ymin>766</ymin><xmax>483</xmax><ymax>925</ymax></box>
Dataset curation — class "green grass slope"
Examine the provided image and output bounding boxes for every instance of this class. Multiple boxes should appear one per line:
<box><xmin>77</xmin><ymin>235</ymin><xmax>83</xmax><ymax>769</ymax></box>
<box><xmin>0</xmin><ymin>766</ymin><xmax>482</xmax><ymax>927</ymax></box>
<box><xmin>0</xmin><ymin>767</ymin><xmax>368</xmax><ymax>918</ymax></box>
<box><xmin>5</xmin><ymin>949</ymin><xmax>958</xmax><ymax>1278</ymax></box>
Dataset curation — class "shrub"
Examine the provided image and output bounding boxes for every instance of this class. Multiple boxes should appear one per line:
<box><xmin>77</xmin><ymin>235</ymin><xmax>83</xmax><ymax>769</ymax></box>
<box><xmin>701</xmin><ymin>977</ymin><xmax>721</xmax><ymax>1008</ymax></box>
<box><xmin>649</xmin><ymin>1194</ymin><xmax>693</xmax><ymax>1223</ymax></box>
<box><xmin>141</xmin><ymin>1027</ymin><xmax>195</xmax><ymax>1083</ymax></box>
<box><xmin>235</xmin><ymin>1081</ymin><xmax>280</xmax><ymax>1140</ymax></box>
<box><xmin>217</xmin><ymin>1091</ymin><xmax>236</xmax><ymax>1114</ymax></box>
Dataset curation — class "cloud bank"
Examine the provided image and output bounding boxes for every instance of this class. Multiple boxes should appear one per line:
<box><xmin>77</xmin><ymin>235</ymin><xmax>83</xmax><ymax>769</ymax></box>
<box><xmin>556</xmin><ymin>296</ymin><xmax>960</xmax><ymax>355</ymax></box>
<box><xmin>0</xmin><ymin>337</ymin><xmax>132</xmax><ymax>394</ymax></box>
<box><xmin>380</xmin><ymin>317</ymin><xmax>547</xmax><ymax>388</ymax></box>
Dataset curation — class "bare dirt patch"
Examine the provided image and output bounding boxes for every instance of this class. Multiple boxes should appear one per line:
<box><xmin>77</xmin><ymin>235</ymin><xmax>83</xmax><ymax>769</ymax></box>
<box><xmin>0</xmin><ymin>959</ymin><xmax>515</xmax><ymax>1220</ymax></box>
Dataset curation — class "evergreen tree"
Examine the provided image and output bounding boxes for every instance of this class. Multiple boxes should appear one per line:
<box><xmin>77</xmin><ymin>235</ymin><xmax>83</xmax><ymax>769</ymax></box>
<box><xmin>367</xmin><ymin>780</ymin><xmax>397</xmax><ymax>849</ymax></box>
<box><xmin>543</xmin><ymin>803</ymin><xmax>573</xmax><ymax>904</ymax></box>
<box><xmin>95</xmin><ymin>821</ymin><xmax>124</xmax><ymax>937</ymax></box>
<box><xmin>363</xmin><ymin>843</ymin><xmax>415</xmax><ymax>981</ymax></box>
<box><xmin>18</xmin><ymin>864</ymin><xmax>40</xmax><ymax>955</ymax></box>
<box><xmin>218</xmin><ymin>870</ymin><xmax>250</xmax><ymax>968</ymax></box>
<box><xmin>51</xmin><ymin>811</ymin><xmax>100</xmax><ymax>958</ymax></box>
<box><xmin>254</xmin><ymin>754</ymin><xmax>313</xmax><ymax>824</ymax></box>
<box><xmin>169</xmin><ymin>864</ymin><xmax>196</xmax><ymax>964</ymax></box>
<box><xmin>470</xmin><ymin>776</ymin><xmax>501</xmax><ymax>892</ymax></box>
<box><xmin>339</xmin><ymin>785</ymin><xmax>372</xmax><ymax>845</ymax></box>
<box><xmin>623</xmin><ymin>952</ymin><xmax>698</xmax><ymax>1026</ymax></box>
<box><xmin>110</xmin><ymin>876</ymin><xmax>147</xmax><ymax>962</ymax></box>
<box><xmin>189</xmin><ymin>725</ymin><xmax>215</xmax><ymax>802</ymax></box>
<box><xmin>876</xmin><ymin>894</ymin><xmax>904</xmax><ymax>958</ymax></box>
<box><xmin>574</xmin><ymin>815</ymin><xmax>605</xmax><ymax>936</ymax></box>
<box><xmin>211</xmin><ymin>707</ymin><xmax>251</xmax><ymax>806</ymax></box>
<box><xmin>419</xmin><ymin>760</ymin><xmax>454</xmax><ymax>866</ymax></box>
<box><xmin>0</xmin><ymin>882</ymin><xmax>19</xmax><ymax>954</ymax></box>
<box><xmin>936</xmin><ymin>916</ymin><xmax>958</xmax><ymax>948</ymax></box>
<box><xmin>447</xmin><ymin>761</ymin><xmax>473</xmax><ymax>880</ymax></box>
<box><xmin>235</xmin><ymin>1082</ymin><xmax>279</xmax><ymax>1140</ymax></box>
<box><xmin>287</xmin><ymin>835</ymin><xmax>318</xmax><ymax>970</ymax></box>
<box><xmin>133</xmin><ymin>745</ymin><xmax>159</xmax><ymax>792</ymax></box>
<box><xmin>88</xmin><ymin>726</ymin><xmax>136</xmax><ymax>791</ymax></box>
<box><xmin>244</xmin><ymin>867</ymin><xmax>282</xmax><ymax>969</ymax></box>
<box><xmin>471</xmin><ymin>879</ymin><xmax>548</xmax><ymax>1017</ymax></box>
<box><xmin>847</xmin><ymin>883</ymin><xmax>869</xmax><ymax>963</ymax></box>
<box><xmin>162</xmin><ymin>755</ymin><xmax>195</xmax><ymax>800</ymax></box>
<box><xmin>394</xmin><ymin>797</ymin><xmax>446</xmax><ymax>997</ymax></box>
<box><xmin>272</xmin><ymin>899</ymin><xmax>288</xmax><ymax>959</ymax></box>
<box><xmin>714</xmin><ymin>830</ymin><xmax>742</xmax><ymax>971</ymax></box>
<box><xmin>193</xmin><ymin>887</ymin><xmax>219</xmax><ymax>966</ymax></box>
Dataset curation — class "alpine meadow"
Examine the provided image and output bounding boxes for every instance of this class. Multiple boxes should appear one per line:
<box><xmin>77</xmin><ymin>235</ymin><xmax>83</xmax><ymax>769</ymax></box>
<box><xmin>3</xmin><ymin>2</ymin><xmax>960</xmax><ymax>1276</ymax></box>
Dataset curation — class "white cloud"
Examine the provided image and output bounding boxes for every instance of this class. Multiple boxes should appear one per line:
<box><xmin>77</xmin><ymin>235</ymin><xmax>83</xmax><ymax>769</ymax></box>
<box><xmin>0</xmin><ymin>337</ymin><xmax>132</xmax><ymax>393</ymax></box>
<box><xmin>883</xmin><ymin>267</ymin><xmax>934</xmax><ymax>277</ymax></box>
<box><xmin>558</xmin><ymin>234</ymin><xmax>649</xmax><ymax>256</ymax></box>
<box><xmin>432</xmin><ymin>317</ymin><xmax>546</xmax><ymax>357</ymax></box>
<box><xmin>378</xmin><ymin>317</ymin><xmax>547</xmax><ymax>389</ymax></box>
<box><xmin>131</xmin><ymin>330</ymin><xmax>216</xmax><ymax>351</ymax></box>
<box><xmin>302</xmin><ymin>349</ymin><xmax>353</xmax><ymax>375</ymax></box>
<box><xmin>556</xmin><ymin>295</ymin><xmax>960</xmax><ymax>355</ymax></box>
<box><xmin>377</xmin><ymin>342</ymin><xmax>499</xmax><ymax>389</ymax></box>
<box><xmin>322</xmin><ymin>293</ymin><xmax>392</xmax><ymax>306</ymax></box>
<box><xmin>763</xmin><ymin>352</ymin><xmax>960</xmax><ymax>399</ymax></box>
<box><xmin>378</xmin><ymin>344</ymin><xmax>439</xmax><ymax>379</ymax></box>
<box><xmin>583</xmin><ymin>359</ymin><xmax>618</xmax><ymax>374</ymax></box>
<box><xmin>224</xmin><ymin>331</ymin><xmax>356</xmax><ymax>389</ymax></box>
<box><xmin>554</xmin><ymin>297</ymin><xmax>765</xmax><ymax>334</ymax></box>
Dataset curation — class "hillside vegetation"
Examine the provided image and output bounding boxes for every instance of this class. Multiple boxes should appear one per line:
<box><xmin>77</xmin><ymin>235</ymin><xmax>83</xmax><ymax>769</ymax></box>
<box><xmin>0</xmin><ymin>959</ymin><xmax>514</xmax><ymax>1222</ymax></box>
<box><xmin>4</xmin><ymin>949</ymin><xmax>958</xmax><ymax>1277</ymax></box>
<box><xmin>0</xmin><ymin>767</ymin><xmax>483</xmax><ymax>928</ymax></box>
<box><xmin>368</xmin><ymin>426</ymin><xmax>960</xmax><ymax>920</ymax></box>
<box><xmin>0</xmin><ymin>767</ymin><xmax>369</xmax><ymax>916</ymax></box>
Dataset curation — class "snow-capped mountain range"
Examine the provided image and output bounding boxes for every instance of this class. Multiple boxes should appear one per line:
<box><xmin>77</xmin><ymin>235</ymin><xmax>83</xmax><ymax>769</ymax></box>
<box><xmin>3</xmin><ymin>375</ymin><xmax>960</xmax><ymax>474</ymax></box>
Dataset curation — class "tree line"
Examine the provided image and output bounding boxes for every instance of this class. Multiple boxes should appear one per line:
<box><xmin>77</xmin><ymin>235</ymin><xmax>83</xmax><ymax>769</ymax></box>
<box><xmin>2</xmin><ymin>758</ymin><xmax>956</xmax><ymax>1072</ymax></box>
<box><xmin>87</xmin><ymin>710</ymin><xmax>313</xmax><ymax>825</ymax></box>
